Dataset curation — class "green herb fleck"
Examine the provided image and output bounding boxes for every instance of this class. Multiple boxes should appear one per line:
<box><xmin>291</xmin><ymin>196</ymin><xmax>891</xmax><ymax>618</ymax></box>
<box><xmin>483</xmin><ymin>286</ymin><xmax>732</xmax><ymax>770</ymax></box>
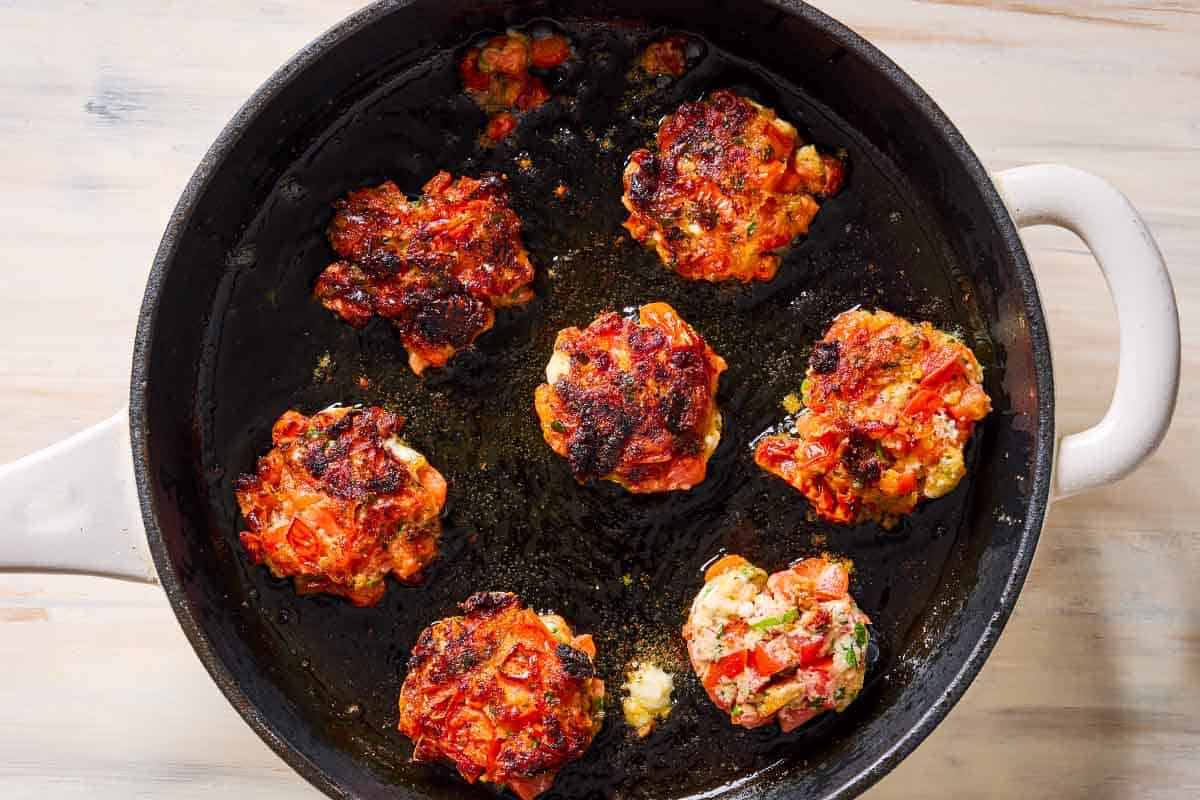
<box><xmin>808</xmin><ymin>696</ymin><xmax>826</xmax><ymax>709</ymax></box>
<box><xmin>550</xmin><ymin>419</ymin><xmax>567</xmax><ymax>434</ymax></box>
<box><xmin>305</xmin><ymin>428</ymin><xmax>324</xmax><ymax>439</ymax></box>
<box><xmin>621</xmin><ymin>574</ymin><xmax>633</xmax><ymax>587</ymax></box>
<box><xmin>843</xmin><ymin>645</ymin><xmax>858</xmax><ymax>668</ymax></box>
<box><xmin>751</xmin><ymin>610</ymin><xmax>797</xmax><ymax>631</ymax></box>
<box><xmin>835</xmin><ymin>687</ymin><xmax>846</xmax><ymax>701</ymax></box>
<box><xmin>854</xmin><ymin>622</ymin><xmax>867</xmax><ymax>648</ymax></box>
<box><xmin>875</xmin><ymin>441</ymin><xmax>886</xmax><ymax>459</ymax></box>
<box><xmin>800</xmin><ymin>377</ymin><xmax>814</xmax><ymax>406</ymax></box>
<box><xmin>731</xmin><ymin>705</ymin><xmax>742</xmax><ymax>717</ymax></box>
<box><xmin>746</xmin><ymin>221</ymin><xmax>757</xmax><ymax>236</ymax></box>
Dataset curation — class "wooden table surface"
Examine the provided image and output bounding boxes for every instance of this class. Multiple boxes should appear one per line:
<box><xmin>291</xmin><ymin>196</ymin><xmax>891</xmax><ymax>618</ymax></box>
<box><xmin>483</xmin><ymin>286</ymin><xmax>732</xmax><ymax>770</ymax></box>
<box><xmin>1</xmin><ymin>1</ymin><xmax>1197</xmax><ymax>798</ymax></box>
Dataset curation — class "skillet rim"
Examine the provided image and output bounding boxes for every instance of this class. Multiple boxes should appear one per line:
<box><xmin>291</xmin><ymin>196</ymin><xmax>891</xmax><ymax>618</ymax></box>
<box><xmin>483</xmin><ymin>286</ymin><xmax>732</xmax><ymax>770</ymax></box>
<box><xmin>128</xmin><ymin>1</ymin><xmax>1056</xmax><ymax>798</ymax></box>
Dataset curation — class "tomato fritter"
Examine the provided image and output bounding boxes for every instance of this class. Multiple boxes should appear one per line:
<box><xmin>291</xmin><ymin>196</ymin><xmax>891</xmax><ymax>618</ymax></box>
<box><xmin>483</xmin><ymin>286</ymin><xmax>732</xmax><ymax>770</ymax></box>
<box><xmin>755</xmin><ymin>309</ymin><xmax>992</xmax><ymax>526</ymax></box>
<box><xmin>534</xmin><ymin>302</ymin><xmax>727</xmax><ymax>493</ymax></box>
<box><xmin>683</xmin><ymin>555</ymin><xmax>870</xmax><ymax>732</ymax></box>
<box><xmin>398</xmin><ymin>592</ymin><xmax>605</xmax><ymax>800</ymax></box>
<box><xmin>460</xmin><ymin>29</ymin><xmax>572</xmax><ymax>144</ymax></box>
<box><xmin>234</xmin><ymin>406</ymin><xmax>447</xmax><ymax>607</ymax></box>
<box><xmin>638</xmin><ymin>35</ymin><xmax>690</xmax><ymax>77</ymax></box>
<box><xmin>314</xmin><ymin>171</ymin><xmax>535</xmax><ymax>375</ymax></box>
<box><xmin>622</xmin><ymin>90</ymin><xmax>845</xmax><ymax>283</ymax></box>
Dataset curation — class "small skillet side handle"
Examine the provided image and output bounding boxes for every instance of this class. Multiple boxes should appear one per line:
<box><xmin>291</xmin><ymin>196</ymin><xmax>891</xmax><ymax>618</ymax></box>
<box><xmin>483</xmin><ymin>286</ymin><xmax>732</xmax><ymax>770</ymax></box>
<box><xmin>0</xmin><ymin>411</ymin><xmax>157</xmax><ymax>582</ymax></box>
<box><xmin>993</xmin><ymin>165</ymin><xmax>1180</xmax><ymax>501</ymax></box>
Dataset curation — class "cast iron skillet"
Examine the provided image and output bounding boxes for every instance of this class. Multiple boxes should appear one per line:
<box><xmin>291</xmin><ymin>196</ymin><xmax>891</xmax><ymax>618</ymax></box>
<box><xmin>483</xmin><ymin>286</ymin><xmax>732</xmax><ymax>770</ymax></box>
<box><xmin>132</xmin><ymin>1</ymin><xmax>1056</xmax><ymax>798</ymax></box>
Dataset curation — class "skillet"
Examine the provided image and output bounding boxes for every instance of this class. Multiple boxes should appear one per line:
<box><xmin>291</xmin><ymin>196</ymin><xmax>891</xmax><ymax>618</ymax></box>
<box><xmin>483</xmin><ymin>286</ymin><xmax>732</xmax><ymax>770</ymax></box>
<box><xmin>0</xmin><ymin>1</ymin><xmax>1179</xmax><ymax>798</ymax></box>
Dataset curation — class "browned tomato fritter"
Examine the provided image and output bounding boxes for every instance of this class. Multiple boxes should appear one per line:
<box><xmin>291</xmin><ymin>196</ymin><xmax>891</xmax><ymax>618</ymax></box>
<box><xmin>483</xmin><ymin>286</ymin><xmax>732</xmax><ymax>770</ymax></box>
<box><xmin>755</xmin><ymin>309</ymin><xmax>992</xmax><ymax>526</ymax></box>
<box><xmin>460</xmin><ymin>29</ymin><xmax>572</xmax><ymax>144</ymax></box>
<box><xmin>235</xmin><ymin>406</ymin><xmax>447</xmax><ymax>606</ymax></box>
<box><xmin>638</xmin><ymin>35</ymin><xmax>690</xmax><ymax>77</ymax></box>
<box><xmin>398</xmin><ymin>592</ymin><xmax>605</xmax><ymax>800</ymax></box>
<box><xmin>534</xmin><ymin>302</ymin><xmax>727</xmax><ymax>493</ymax></box>
<box><xmin>314</xmin><ymin>171</ymin><xmax>535</xmax><ymax>375</ymax></box>
<box><xmin>622</xmin><ymin>90</ymin><xmax>845</xmax><ymax>283</ymax></box>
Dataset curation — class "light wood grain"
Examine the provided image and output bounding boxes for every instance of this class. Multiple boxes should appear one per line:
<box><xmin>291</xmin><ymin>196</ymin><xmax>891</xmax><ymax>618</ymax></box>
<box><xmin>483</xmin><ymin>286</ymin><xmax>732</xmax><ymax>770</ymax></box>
<box><xmin>0</xmin><ymin>1</ymin><xmax>1197</xmax><ymax>798</ymax></box>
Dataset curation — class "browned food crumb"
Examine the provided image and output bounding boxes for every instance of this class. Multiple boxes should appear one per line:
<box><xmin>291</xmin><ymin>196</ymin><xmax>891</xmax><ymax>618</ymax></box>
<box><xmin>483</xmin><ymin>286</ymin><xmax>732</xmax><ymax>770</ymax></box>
<box><xmin>460</xmin><ymin>30</ymin><xmax>572</xmax><ymax>144</ymax></box>
<box><xmin>639</xmin><ymin>35</ymin><xmax>690</xmax><ymax>77</ymax></box>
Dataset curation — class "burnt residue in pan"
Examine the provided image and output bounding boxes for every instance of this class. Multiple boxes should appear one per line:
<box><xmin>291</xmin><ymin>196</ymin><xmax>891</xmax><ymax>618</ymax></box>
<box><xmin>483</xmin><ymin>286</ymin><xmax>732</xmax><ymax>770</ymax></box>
<box><xmin>196</xmin><ymin>19</ymin><xmax>994</xmax><ymax>800</ymax></box>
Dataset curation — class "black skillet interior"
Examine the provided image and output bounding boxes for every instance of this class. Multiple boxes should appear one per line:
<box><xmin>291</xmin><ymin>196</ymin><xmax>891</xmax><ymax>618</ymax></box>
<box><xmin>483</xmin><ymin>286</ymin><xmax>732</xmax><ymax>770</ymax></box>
<box><xmin>136</xmin><ymin>2</ymin><xmax>1051</xmax><ymax>799</ymax></box>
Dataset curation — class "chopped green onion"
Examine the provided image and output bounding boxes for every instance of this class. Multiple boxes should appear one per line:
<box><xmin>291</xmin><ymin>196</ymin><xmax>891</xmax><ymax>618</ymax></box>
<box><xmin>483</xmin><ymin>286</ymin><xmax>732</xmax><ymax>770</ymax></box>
<box><xmin>550</xmin><ymin>419</ymin><xmax>567</xmax><ymax>434</ymax></box>
<box><xmin>751</xmin><ymin>608</ymin><xmax>799</xmax><ymax>631</ymax></box>
<box><xmin>854</xmin><ymin>622</ymin><xmax>867</xmax><ymax>648</ymax></box>
<box><xmin>843</xmin><ymin>645</ymin><xmax>858</xmax><ymax>668</ymax></box>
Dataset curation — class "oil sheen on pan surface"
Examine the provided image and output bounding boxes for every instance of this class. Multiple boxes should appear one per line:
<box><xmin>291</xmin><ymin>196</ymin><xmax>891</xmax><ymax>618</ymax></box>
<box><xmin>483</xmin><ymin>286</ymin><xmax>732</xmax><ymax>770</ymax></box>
<box><xmin>195</xmin><ymin>19</ymin><xmax>997</xmax><ymax>800</ymax></box>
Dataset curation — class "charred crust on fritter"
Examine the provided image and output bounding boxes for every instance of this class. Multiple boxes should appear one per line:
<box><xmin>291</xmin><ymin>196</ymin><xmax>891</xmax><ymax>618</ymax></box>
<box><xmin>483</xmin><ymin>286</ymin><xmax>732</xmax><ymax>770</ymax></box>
<box><xmin>460</xmin><ymin>591</ymin><xmax>521</xmax><ymax>617</ymax></box>
<box><xmin>841</xmin><ymin>429</ymin><xmax>883</xmax><ymax>485</ymax></box>
<box><xmin>625</xmin><ymin>153</ymin><xmax>659</xmax><ymax>210</ymax></box>
<box><xmin>409</xmin><ymin>625</ymin><xmax>441</xmax><ymax>668</ymax></box>
<box><xmin>293</xmin><ymin>408</ymin><xmax>410</xmax><ymax>500</ymax></box>
<box><xmin>558</xmin><ymin>387</ymin><xmax>636</xmax><ymax>481</ymax></box>
<box><xmin>359</xmin><ymin>247</ymin><xmax>404</xmax><ymax>275</ymax></box>
<box><xmin>809</xmin><ymin>340</ymin><xmax>841</xmax><ymax>374</ymax></box>
<box><xmin>393</xmin><ymin>273</ymin><xmax>491</xmax><ymax>350</ymax></box>
<box><xmin>555</xmin><ymin>644</ymin><xmax>595</xmax><ymax>679</ymax></box>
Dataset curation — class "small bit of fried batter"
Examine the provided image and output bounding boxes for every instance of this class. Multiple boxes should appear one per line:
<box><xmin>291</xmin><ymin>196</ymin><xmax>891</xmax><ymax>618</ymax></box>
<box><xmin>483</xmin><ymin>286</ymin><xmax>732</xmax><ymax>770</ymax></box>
<box><xmin>314</xmin><ymin>171</ymin><xmax>535</xmax><ymax>375</ymax></box>
<box><xmin>622</xmin><ymin>90</ymin><xmax>845</xmax><ymax>283</ymax></box>
<box><xmin>460</xmin><ymin>29</ymin><xmax>572</xmax><ymax>144</ymax></box>
<box><xmin>534</xmin><ymin>302</ymin><xmax>727</xmax><ymax>493</ymax></box>
<box><xmin>755</xmin><ymin>309</ymin><xmax>993</xmax><ymax>526</ymax></box>
<box><xmin>398</xmin><ymin>592</ymin><xmax>605</xmax><ymax>800</ymax></box>
<box><xmin>638</xmin><ymin>35</ymin><xmax>690</xmax><ymax>77</ymax></box>
<box><xmin>234</xmin><ymin>406</ymin><xmax>447</xmax><ymax>607</ymax></box>
<box><xmin>683</xmin><ymin>555</ymin><xmax>871</xmax><ymax>732</ymax></box>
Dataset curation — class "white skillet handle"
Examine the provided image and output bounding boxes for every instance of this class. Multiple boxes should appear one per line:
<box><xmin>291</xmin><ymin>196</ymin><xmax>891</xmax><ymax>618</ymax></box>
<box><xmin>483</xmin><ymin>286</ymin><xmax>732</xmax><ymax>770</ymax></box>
<box><xmin>0</xmin><ymin>411</ymin><xmax>157</xmax><ymax>582</ymax></box>
<box><xmin>993</xmin><ymin>165</ymin><xmax>1180</xmax><ymax>500</ymax></box>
